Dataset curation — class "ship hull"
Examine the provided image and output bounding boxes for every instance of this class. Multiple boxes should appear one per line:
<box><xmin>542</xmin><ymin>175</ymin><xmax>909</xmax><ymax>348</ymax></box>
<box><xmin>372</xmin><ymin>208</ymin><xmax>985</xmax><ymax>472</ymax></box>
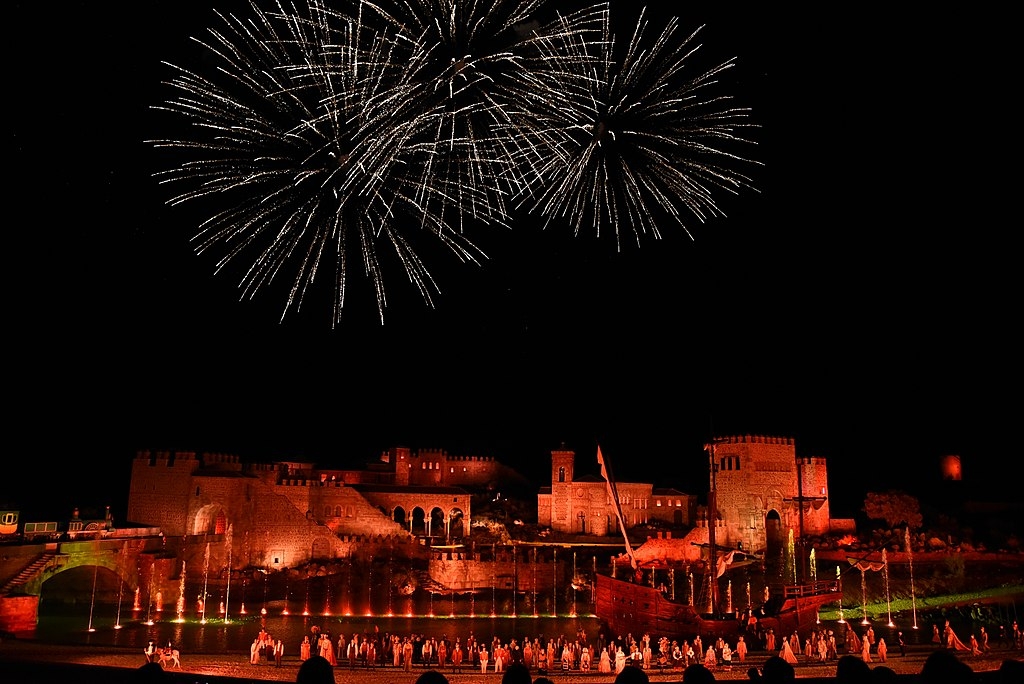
<box><xmin>595</xmin><ymin>572</ymin><xmax>841</xmax><ymax>643</ymax></box>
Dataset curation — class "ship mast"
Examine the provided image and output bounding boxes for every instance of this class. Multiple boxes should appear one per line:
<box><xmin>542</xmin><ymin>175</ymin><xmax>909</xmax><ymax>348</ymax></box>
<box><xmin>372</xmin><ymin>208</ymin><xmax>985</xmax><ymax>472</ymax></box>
<box><xmin>706</xmin><ymin>441</ymin><xmax>719</xmax><ymax>616</ymax></box>
<box><xmin>597</xmin><ymin>445</ymin><xmax>637</xmax><ymax>571</ymax></box>
<box><xmin>784</xmin><ymin>455</ymin><xmax>827</xmax><ymax>585</ymax></box>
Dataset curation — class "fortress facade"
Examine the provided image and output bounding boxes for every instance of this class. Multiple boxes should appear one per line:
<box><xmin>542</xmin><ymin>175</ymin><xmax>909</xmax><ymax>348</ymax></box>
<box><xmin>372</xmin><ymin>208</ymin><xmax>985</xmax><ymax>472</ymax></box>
<box><xmin>538</xmin><ymin>436</ymin><xmax>837</xmax><ymax>556</ymax></box>
<box><xmin>127</xmin><ymin>447</ymin><xmax>490</xmax><ymax>574</ymax></box>
<box><xmin>709</xmin><ymin>435</ymin><xmax>832</xmax><ymax>553</ymax></box>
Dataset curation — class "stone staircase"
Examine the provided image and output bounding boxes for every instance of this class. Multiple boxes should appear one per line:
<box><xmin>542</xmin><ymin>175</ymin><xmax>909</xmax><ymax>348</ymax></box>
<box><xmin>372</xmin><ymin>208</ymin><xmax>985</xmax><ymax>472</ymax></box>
<box><xmin>0</xmin><ymin>552</ymin><xmax>57</xmax><ymax>595</ymax></box>
<box><xmin>413</xmin><ymin>568</ymin><xmax>448</xmax><ymax>593</ymax></box>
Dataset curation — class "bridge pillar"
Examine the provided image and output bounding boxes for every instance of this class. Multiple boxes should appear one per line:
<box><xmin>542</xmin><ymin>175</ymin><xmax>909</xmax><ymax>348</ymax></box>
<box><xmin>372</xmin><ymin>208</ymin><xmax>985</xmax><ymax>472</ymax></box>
<box><xmin>0</xmin><ymin>595</ymin><xmax>39</xmax><ymax>634</ymax></box>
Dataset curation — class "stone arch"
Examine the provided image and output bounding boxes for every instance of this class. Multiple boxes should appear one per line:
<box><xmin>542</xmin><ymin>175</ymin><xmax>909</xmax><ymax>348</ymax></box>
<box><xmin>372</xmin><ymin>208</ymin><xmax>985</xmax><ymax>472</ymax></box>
<box><xmin>428</xmin><ymin>506</ymin><xmax>445</xmax><ymax>539</ymax></box>
<box><xmin>764</xmin><ymin>508</ymin><xmax>784</xmax><ymax>584</ymax></box>
<box><xmin>28</xmin><ymin>546</ymin><xmax>137</xmax><ymax>605</ymax></box>
<box><xmin>192</xmin><ymin>504</ymin><xmax>229</xmax><ymax>536</ymax></box>
<box><xmin>411</xmin><ymin>506</ymin><xmax>427</xmax><ymax>536</ymax></box>
<box><xmin>36</xmin><ymin>563</ymin><xmax>128</xmax><ymax>613</ymax></box>
<box><xmin>448</xmin><ymin>507</ymin><xmax>466</xmax><ymax>540</ymax></box>
<box><xmin>393</xmin><ymin>506</ymin><xmax>407</xmax><ymax>526</ymax></box>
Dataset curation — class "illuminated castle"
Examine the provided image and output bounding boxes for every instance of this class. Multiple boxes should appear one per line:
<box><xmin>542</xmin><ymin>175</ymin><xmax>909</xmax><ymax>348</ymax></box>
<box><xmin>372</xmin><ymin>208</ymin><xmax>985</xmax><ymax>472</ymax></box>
<box><xmin>126</xmin><ymin>448</ymin><xmax>497</xmax><ymax>574</ymax></box>
<box><xmin>708</xmin><ymin>435</ymin><xmax>832</xmax><ymax>553</ymax></box>
<box><xmin>539</xmin><ymin>436</ymin><xmax>837</xmax><ymax>556</ymax></box>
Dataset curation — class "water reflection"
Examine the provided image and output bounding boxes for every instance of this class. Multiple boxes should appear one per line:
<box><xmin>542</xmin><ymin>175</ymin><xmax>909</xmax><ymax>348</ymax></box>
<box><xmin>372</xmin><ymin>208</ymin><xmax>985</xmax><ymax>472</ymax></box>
<box><xmin>33</xmin><ymin>607</ymin><xmax>601</xmax><ymax>656</ymax></box>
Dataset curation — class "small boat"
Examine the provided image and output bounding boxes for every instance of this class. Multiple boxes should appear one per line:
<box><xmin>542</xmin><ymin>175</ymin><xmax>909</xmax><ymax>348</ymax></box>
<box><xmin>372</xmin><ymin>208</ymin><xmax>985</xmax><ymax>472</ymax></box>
<box><xmin>593</xmin><ymin>442</ymin><xmax>842</xmax><ymax>644</ymax></box>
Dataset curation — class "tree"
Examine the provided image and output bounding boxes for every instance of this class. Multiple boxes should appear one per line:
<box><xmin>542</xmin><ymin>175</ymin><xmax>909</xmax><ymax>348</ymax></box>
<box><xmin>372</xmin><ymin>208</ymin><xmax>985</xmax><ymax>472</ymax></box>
<box><xmin>863</xmin><ymin>491</ymin><xmax>923</xmax><ymax>530</ymax></box>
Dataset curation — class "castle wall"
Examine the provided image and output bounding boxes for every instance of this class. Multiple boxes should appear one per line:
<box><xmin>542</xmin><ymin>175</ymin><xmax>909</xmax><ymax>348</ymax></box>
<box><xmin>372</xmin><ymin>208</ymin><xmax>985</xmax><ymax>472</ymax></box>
<box><xmin>650</xmin><ymin>492</ymin><xmax>697</xmax><ymax>527</ymax></box>
<box><xmin>439</xmin><ymin>455</ymin><xmax>503</xmax><ymax>487</ymax></box>
<box><xmin>797</xmin><ymin>457</ymin><xmax>831</xmax><ymax>536</ymax></box>
<box><xmin>537</xmin><ymin>492</ymin><xmax>552</xmax><ymax>527</ymax></box>
<box><xmin>127</xmin><ymin>451</ymin><xmax>200</xmax><ymax>534</ymax></box>
<box><xmin>427</xmin><ymin>552</ymin><xmax>563</xmax><ymax>593</ymax></box>
<box><xmin>128</xmin><ymin>450</ymin><xmax>418</xmax><ymax>574</ymax></box>
<box><xmin>710</xmin><ymin>436</ymin><xmax>831</xmax><ymax>552</ymax></box>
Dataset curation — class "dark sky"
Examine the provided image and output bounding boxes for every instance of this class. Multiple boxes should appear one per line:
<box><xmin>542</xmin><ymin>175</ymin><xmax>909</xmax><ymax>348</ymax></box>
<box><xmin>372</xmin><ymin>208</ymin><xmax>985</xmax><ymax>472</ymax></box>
<box><xmin>8</xmin><ymin>3</ymin><xmax>1015</xmax><ymax>523</ymax></box>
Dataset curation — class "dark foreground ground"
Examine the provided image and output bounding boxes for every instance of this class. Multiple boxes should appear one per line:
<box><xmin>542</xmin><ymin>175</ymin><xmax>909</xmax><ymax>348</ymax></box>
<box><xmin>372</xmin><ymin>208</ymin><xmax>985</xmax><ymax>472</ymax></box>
<box><xmin>0</xmin><ymin>639</ymin><xmax>1021</xmax><ymax>684</ymax></box>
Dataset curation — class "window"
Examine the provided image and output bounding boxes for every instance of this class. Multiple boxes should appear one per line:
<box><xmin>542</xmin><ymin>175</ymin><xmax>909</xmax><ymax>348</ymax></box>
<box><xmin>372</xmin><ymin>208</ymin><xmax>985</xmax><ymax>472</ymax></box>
<box><xmin>324</xmin><ymin>505</ymin><xmax>331</xmax><ymax>517</ymax></box>
<box><xmin>558</xmin><ymin>467</ymin><xmax>565</xmax><ymax>483</ymax></box>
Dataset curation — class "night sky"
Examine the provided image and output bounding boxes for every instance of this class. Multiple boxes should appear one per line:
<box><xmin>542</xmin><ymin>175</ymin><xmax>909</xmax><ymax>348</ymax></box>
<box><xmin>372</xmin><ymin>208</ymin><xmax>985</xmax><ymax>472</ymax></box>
<box><xmin>8</xmin><ymin>3</ymin><xmax>1015</xmax><ymax>524</ymax></box>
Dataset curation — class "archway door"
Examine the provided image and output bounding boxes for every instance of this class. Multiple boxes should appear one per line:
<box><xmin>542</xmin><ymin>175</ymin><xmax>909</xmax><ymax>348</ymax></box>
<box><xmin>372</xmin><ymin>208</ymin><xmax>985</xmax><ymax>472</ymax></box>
<box><xmin>764</xmin><ymin>509</ymin><xmax>784</xmax><ymax>587</ymax></box>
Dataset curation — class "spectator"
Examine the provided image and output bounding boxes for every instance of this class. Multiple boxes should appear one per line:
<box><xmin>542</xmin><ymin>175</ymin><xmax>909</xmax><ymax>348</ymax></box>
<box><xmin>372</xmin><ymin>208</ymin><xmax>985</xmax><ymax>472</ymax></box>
<box><xmin>751</xmin><ymin>655</ymin><xmax>795</xmax><ymax>682</ymax></box>
<box><xmin>996</xmin><ymin>658</ymin><xmax>1024</xmax><ymax>684</ymax></box>
<box><xmin>502</xmin><ymin>663</ymin><xmax>532</xmax><ymax>684</ymax></box>
<box><xmin>835</xmin><ymin>654</ymin><xmax>872</xmax><ymax>683</ymax></box>
<box><xmin>919</xmin><ymin>649</ymin><xmax>975</xmax><ymax>684</ymax></box>
<box><xmin>296</xmin><ymin>654</ymin><xmax>336</xmax><ymax>684</ymax></box>
<box><xmin>614</xmin><ymin>664</ymin><xmax>650</xmax><ymax>684</ymax></box>
<box><xmin>133</xmin><ymin>662</ymin><xmax>168</xmax><ymax>683</ymax></box>
<box><xmin>871</xmin><ymin>665</ymin><xmax>899</xmax><ymax>683</ymax></box>
<box><xmin>683</xmin><ymin>662</ymin><xmax>716</xmax><ymax>683</ymax></box>
<box><xmin>415</xmin><ymin>670</ymin><xmax>450</xmax><ymax>684</ymax></box>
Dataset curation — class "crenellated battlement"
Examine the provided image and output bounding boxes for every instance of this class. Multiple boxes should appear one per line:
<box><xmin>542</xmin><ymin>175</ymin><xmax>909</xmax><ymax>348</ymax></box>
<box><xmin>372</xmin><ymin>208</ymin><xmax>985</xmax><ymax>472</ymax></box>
<box><xmin>407</xmin><ymin>449</ymin><xmax>496</xmax><ymax>463</ymax></box>
<box><xmin>244</xmin><ymin>462</ymin><xmax>280</xmax><ymax>473</ymax></box>
<box><xmin>712</xmin><ymin>434</ymin><xmax>795</xmax><ymax>446</ymax></box>
<box><xmin>201</xmin><ymin>452</ymin><xmax>241</xmax><ymax>465</ymax></box>
<box><xmin>135</xmin><ymin>449</ymin><xmax>199</xmax><ymax>462</ymax></box>
<box><xmin>277</xmin><ymin>478</ymin><xmax>347</xmax><ymax>488</ymax></box>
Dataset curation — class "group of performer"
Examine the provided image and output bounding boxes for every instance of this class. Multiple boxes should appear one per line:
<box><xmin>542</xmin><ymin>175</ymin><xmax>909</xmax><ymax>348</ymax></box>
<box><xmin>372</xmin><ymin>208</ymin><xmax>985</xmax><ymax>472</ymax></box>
<box><xmin>931</xmin><ymin>618</ymin><xmax>1023</xmax><ymax>656</ymax></box>
<box><xmin>248</xmin><ymin>628</ymin><xmax>286</xmax><ymax>667</ymax></box>
<box><xmin>231</xmin><ymin>615</ymin><xmax>1021</xmax><ymax>673</ymax></box>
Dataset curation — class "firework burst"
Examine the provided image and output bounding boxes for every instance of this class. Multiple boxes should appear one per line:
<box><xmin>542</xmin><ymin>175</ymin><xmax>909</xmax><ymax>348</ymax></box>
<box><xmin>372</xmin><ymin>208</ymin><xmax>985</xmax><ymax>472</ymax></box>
<box><xmin>514</xmin><ymin>6</ymin><xmax>761</xmax><ymax>250</ymax></box>
<box><xmin>150</xmin><ymin>0</ymin><xmax>492</xmax><ymax>326</ymax></box>
<box><xmin>150</xmin><ymin>1</ymin><xmax>758</xmax><ymax>325</ymax></box>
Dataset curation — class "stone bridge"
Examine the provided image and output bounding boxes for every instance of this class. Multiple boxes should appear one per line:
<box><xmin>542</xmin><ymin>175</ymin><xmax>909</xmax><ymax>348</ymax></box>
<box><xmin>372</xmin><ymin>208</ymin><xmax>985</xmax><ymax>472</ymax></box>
<box><xmin>0</xmin><ymin>532</ymin><xmax>166</xmax><ymax>634</ymax></box>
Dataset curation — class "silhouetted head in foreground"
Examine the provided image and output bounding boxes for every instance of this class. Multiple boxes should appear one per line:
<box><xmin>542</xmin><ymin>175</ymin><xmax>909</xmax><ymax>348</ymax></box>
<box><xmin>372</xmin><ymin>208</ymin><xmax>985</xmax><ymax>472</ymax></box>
<box><xmin>996</xmin><ymin>658</ymin><xmax>1024</xmax><ymax>684</ymax></box>
<box><xmin>871</xmin><ymin>665</ymin><xmax>899</xmax><ymax>683</ymax></box>
<box><xmin>835</xmin><ymin>654</ymin><xmax>872</xmax><ymax>683</ymax></box>
<box><xmin>683</xmin><ymin>662</ymin><xmax>716</xmax><ymax>683</ymax></box>
<box><xmin>134</xmin><ymin>662</ymin><xmax>168</xmax><ymax>683</ymax></box>
<box><xmin>416</xmin><ymin>670</ymin><xmax>450</xmax><ymax>684</ymax></box>
<box><xmin>919</xmin><ymin>649</ymin><xmax>974</xmax><ymax>684</ymax></box>
<box><xmin>296</xmin><ymin>655</ymin><xmax>336</xmax><ymax>684</ymax></box>
<box><xmin>758</xmin><ymin>655</ymin><xmax>795</xmax><ymax>682</ymax></box>
<box><xmin>501</xmin><ymin>663</ymin><xmax>532</xmax><ymax>684</ymax></box>
<box><xmin>614</xmin><ymin>665</ymin><xmax>651</xmax><ymax>684</ymax></box>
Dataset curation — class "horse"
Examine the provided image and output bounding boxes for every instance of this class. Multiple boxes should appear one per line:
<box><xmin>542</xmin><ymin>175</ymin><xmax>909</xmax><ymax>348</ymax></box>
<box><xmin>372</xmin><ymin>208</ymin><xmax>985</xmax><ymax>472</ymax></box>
<box><xmin>157</xmin><ymin>648</ymin><xmax>182</xmax><ymax>669</ymax></box>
